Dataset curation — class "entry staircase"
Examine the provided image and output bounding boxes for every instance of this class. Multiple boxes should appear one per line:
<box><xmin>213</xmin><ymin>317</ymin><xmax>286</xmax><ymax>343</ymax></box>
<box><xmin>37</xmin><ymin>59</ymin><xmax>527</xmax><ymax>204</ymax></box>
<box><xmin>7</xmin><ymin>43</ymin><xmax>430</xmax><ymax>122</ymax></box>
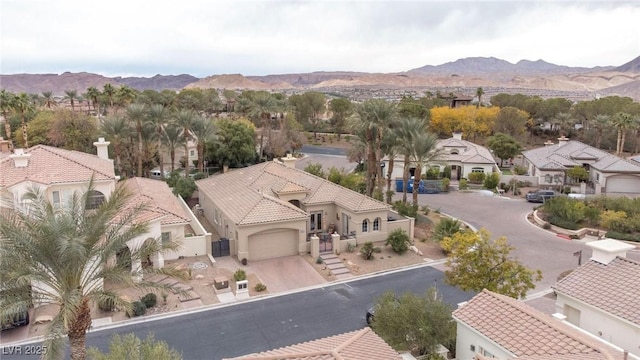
<box><xmin>320</xmin><ymin>252</ymin><xmax>353</xmax><ymax>280</ymax></box>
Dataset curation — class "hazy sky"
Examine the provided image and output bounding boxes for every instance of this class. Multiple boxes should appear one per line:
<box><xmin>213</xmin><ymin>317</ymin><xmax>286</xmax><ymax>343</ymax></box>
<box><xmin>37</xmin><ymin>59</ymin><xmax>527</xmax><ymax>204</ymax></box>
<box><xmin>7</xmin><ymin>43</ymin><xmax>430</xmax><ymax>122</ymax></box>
<box><xmin>1</xmin><ymin>1</ymin><xmax>639</xmax><ymax>77</ymax></box>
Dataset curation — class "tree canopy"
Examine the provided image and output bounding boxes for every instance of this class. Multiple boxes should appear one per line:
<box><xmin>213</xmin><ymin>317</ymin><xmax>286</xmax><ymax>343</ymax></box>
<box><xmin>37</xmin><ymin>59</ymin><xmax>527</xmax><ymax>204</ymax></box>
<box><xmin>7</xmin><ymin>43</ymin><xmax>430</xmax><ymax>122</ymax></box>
<box><xmin>486</xmin><ymin>133</ymin><xmax>522</xmax><ymax>166</ymax></box>
<box><xmin>441</xmin><ymin>229</ymin><xmax>542</xmax><ymax>299</ymax></box>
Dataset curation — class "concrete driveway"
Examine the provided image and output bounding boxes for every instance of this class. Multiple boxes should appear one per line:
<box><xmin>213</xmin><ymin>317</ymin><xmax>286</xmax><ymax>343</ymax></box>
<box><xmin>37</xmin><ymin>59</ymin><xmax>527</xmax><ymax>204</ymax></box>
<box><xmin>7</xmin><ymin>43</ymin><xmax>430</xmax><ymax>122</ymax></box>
<box><xmin>239</xmin><ymin>255</ymin><xmax>327</xmax><ymax>293</ymax></box>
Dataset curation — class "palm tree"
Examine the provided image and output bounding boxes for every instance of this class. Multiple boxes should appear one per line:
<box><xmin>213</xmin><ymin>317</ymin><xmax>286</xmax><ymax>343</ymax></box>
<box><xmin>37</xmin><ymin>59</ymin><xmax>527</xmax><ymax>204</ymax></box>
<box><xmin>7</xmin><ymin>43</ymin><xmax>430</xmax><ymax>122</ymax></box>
<box><xmin>117</xmin><ymin>85</ymin><xmax>137</xmax><ymax>107</ymax></box>
<box><xmin>100</xmin><ymin>115</ymin><xmax>130</xmax><ymax>175</ymax></box>
<box><xmin>395</xmin><ymin>117</ymin><xmax>428</xmax><ymax>203</ymax></box>
<box><xmin>0</xmin><ymin>89</ymin><xmax>15</xmax><ymax>148</ymax></box>
<box><xmin>191</xmin><ymin>117</ymin><xmax>216</xmax><ymax>173</ymax></box>
<box><xmin>248</xmin><ymin>92</ymin><xmax>278</xmax><ymax>158</ymax></box>
<box><xmin>611</xmin><ymin>112</ymin><xmax>634</xmax><ymax>155</ymax></box>
<box><xmin>125</xmin><ymin>103</ymin><xmax>148</xmax><ymax>177</ymax></box>
<box><xmin>592</xmin><ymin>114</ymin><xmax>610</xmax><ymax>149</ymax></box>
<box><xmin>103</xmin><ymin>83</ymin><xmax>116</xmax><ymax>108</ymax></box>
<box><xmin>85</xmin><ymin>87</ymin><xmax>101</xmax><ymax>114</ymax></box>
<box><xmin>12</xmin><ymin>92</ymin><xmax>34</xmax><ymax>148</ymax></box>
<box><xmin>0</xmin><ymin>182</ymin><xmax>186</xmax><ymax>360</ymax></box>
<box><xmin>147</xmin><ymin>104</ymin><xmax>169</xmax><ymax>177</ymax></box>
<box><xmin>410</xmin><ymin>131</ymin><xmax>444</xmax><ymax>207</ymax></box>
<box><xmin>64</xmin><ymin>89</ymin><xmax>80</xmax><ymax>111</ymax></box>
<box><xmin>41</xmin><ymin>91</ymin><xmax>57</xmax><ymax>109</ymax></box>
<box><xmin>174</xmin><ymin>109</ymin><xmax>197</xmax><ymax>177</ymax></box>
<box><xmin>552</xmin><ymin>112</ymin><xmax>574</xmax><ymax>136</ymax></box>
<box><xmin>475</xmin><ymin>87</ymin><xmax>484</xmax><ymax>109</ymax></box>
<box><xmin>162</xmin><ymin>124</ymin><xmax>184</xmax><ymax>172</ymax></box>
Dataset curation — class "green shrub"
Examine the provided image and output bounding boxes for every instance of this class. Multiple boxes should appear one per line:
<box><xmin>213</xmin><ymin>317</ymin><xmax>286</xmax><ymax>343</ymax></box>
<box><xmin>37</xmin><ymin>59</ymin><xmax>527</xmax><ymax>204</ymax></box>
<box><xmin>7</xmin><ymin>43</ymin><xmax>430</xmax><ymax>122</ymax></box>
<box><xmin>441</xmin><ymin>178</ymin><xmax>450</xmax><ymax>192</ymax></box>
<box><xmin>433</xmin><ymin>218</ymin><xmax>462</xmax><ymax>242</ymax></box>
<box><xmin>421</xmin><ymin>206</ymin><xmax>431</xmax><ymax>215</ymax></box>
<box><xmin>141</xmin><ymin>293</ymin><xmax>157</xmax><ymax>308</ymax></box>
<box><xmin>459</xmin><ymin>179</ymin><xmax>468</xmax><ymax>190</ymax></box>
<box><xmin>316</xmin><ymin>256</ymin><xmax>323</xmax><ymax>264</ymax></box>
<box><xmin>385</xmin><ymin>229</ymin><xmax>411</xmax><ymax>254</ymax></box>
<box><xmin>605</xmin><ymin>231</ymin><xmax>640</xmax><ymax>242</ymax></box>
<box><xmin>254</xmin><ymin>283</ymin><xmax>267</xmax><ymax>292</ymax></box>
<box><xmin>129</xmin><ymin>301</ymin><xmax>146</xmax><ymax>317</ymax></box>
<box><xmin>443</xmin><ymin>165</ymin><xmax>451</xmax><ymax>179</ymax></box>
<box><xmin>234</xmin><ymin>269</ymin><xmax>247</xmax><ymax>281</ymax></box>
<box><xmin>543</xmin><ymin>197</ymin><xmax>586</xmax><ymax>224</ymax></box>
<box><xmin>513</xmin><ymin>165</ymin><xmax>527</xmax><ymax>175</ymax></box>
<box><xmin>425</xmin><ymin>167</ymin><xmax>440</xmax><ymax>179</ymax></box>
<box><xmin>483</xmin><ymin>172</ymin><xmax>500</xmax><ymax>190</ymax></box>
<box><xmin>548</xmin><ymin>217</ymin><xmax>579</xmax><ymax>230</ymax></box>
<box><xmin>599</xmin><ymin>210</ymin><xmax>628</xmax><ymax>231</ymax></box>
<box><xmin>346</xmin><ymin>242</ymin><xmax>356</xmax><ymax>253</ymax></box>
<box><xmin>98</xmin><ymin>297</ymin><xmax>116</xmax><ymax>312</ymax></box>
<box><xmin>468</xmin><ymin>172</ymin><xmax>485</xmax><ymax>184</ymax></box>
<box><xmin>392</xmin><ymin>201</ymin><xmax>418</xmax><ymax>218</ymax></box>
<box><xmin>360</xmin><ymin>241</ymin><xmax>381</xmax><ymax>260</ymax></box>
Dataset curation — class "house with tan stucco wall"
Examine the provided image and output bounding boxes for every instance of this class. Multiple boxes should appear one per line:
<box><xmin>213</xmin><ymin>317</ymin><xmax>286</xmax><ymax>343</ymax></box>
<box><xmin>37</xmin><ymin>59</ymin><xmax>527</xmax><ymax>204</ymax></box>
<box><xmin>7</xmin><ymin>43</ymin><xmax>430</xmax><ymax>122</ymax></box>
<box><xmin>196</xmin><ymin>157</ymin><xmax>414</xmax><ymax>262</ymax></box>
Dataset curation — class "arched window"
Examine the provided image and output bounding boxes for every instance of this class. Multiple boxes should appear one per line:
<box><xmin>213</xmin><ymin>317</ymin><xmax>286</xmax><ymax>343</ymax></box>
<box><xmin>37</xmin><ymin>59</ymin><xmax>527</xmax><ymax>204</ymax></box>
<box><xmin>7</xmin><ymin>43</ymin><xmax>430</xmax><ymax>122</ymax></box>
<box><xmin>86</xmin><ymin>190</ymin><xmax>106</xmax><ymax>210</ymax></box>
<box><xmin>373</xmin><ymin>217</ymin><xmax>380</xmax><ymax>231</ymax></box>
<box><xmin>450</xmin><ymin>149</ymin><xmax>459</xmax><ymax>155</ymax></box>
<box><xmin>362</xmin><ymin>219</ymin><xmax>369</xmax><ymax>233</ymax></box>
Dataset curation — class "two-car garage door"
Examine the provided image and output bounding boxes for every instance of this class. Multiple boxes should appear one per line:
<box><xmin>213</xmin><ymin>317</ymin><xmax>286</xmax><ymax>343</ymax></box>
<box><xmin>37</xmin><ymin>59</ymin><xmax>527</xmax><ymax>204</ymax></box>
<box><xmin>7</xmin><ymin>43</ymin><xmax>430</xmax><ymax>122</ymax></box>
<box><xmin>606</xmin><ymin>175</ymin><xmax>640</xmax><ymax>194</ymax></box>
<box><xmin>248</xmin><ymin>229</ymin><xmax>299</xmax><ymax>261</ymax></box>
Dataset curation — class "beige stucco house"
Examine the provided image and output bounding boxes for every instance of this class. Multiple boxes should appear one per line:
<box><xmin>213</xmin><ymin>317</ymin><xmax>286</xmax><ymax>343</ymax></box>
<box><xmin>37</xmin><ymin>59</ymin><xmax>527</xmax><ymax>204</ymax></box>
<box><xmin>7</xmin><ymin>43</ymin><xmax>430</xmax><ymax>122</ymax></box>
<box><xmin>383</xmin><ymin>132</ymin><xmax>499</xmax><ymax>182</ymax></box>
<box><xmin>553</xmin><ymin>239</ymin><xmax>640</xmax><ymax>358</ymax></box>
<box><xmin>522</xmin><ymin>137</ymin><xmax>640</xmax><ymax>194</ymax></box>
<box><xmin>454</xmin><ymin>289</ymin><xmax>631</xmax><ymax>360</ymax></box>
<box><xmin>196</xmin><ymin>157</ymin><xmax>414</xmax><ymax>262</ymax></box>
<box><xmin>0</xmin><ymin>139</ymin><xmax>208</xmax><ymax>280</ymax></box>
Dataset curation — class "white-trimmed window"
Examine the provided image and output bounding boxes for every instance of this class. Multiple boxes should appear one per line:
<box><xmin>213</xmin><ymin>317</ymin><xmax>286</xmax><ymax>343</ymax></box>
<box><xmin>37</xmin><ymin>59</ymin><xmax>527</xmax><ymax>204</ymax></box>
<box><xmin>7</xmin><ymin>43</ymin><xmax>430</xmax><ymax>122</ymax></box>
<box><xmin>52</xmin><ymin>189</ymin><xmax>72</xmax><ymax>209</ymax></box>
<box><xmin>362</xmin><ymin>219</ymin><xmax>369</xmax><ymax>233</ymax></box>
<box><xmin>471</xmin><ymin>167</ymin><xmax>484</xmax><ymax>173</ymax></box>
<box><xmin>310</xmin><ymin>211</ymin><xmax>322</xmax><ymax>232</ymax></box>
<box><xmin>373</xmin><ymin>217</ymin><xmax>380</xmax><ymax>231</ymax></box>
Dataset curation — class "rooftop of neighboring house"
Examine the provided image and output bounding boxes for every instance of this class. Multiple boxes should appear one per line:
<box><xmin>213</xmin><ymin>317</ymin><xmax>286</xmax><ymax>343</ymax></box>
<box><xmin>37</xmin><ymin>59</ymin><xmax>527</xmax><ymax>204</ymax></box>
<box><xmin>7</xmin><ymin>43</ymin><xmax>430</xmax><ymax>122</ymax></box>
<box><xmin>522</xmin><ymin>138</ymin><xmax>640</xmax><ymax>173</ymax></box>
<box><xmin>384</xmin><ymin>132</ymin><xmax>496</xmax><ymax>165</ymax></box>
<box><xmin>453</xmin><ymin>289</ymin><xmax>627</xmax><ymax>360</ymax></box>
<box><xmin>0</xmin><ymin>145</ymin><xmax>116</xmax><ymax>188</ymax></box>
<box><xmin>196</xmin><ymin>160</ymin><xmax>390</xmax><ymax>226</ymax></box>
<box><xmin>122</xmin><ymin>177</ymin><xmax>190</xmax><ymax>226</ymax></box>
<box><xmin>223</xmin><ymin>327</ymin><xmax>403</xmax><ymax>360</ymax></box>
<box><xmin>553</xmin><ymin>255</ymin><xmax>640</xmax><ymax>327</ymax></box>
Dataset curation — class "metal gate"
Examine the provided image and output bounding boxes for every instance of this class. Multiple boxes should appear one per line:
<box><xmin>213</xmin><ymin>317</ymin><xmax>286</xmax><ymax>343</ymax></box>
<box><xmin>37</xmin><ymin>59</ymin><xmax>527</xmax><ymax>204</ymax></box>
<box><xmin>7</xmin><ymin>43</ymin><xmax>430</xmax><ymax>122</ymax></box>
<box><xmin>319</xmin><ymin>233</ymin><xmax>333</xmax><ymax>253</ymax></box>
<box><xmin>212</xmin><ymin>238</ymin><xmax>230</xmax><ymax>257</ymax></box>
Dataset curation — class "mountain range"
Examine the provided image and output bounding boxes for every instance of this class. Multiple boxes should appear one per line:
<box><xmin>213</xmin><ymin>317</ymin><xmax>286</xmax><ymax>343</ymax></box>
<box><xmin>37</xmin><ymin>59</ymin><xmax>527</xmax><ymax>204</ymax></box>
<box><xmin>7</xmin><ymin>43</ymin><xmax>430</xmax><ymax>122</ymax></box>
<box><xmin>1</xmin><ymin>56</ymin><xmax>639</xmax><ymax>100</ymax></box>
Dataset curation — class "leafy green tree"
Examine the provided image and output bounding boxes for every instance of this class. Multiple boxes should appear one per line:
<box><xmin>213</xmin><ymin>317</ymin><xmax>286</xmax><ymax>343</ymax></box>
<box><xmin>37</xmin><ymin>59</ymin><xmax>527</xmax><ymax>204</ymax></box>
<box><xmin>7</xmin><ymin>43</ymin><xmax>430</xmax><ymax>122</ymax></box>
<box><xmin>48</xmin><ymin>110</ymin><xmax>98</xmax><ymax>153</ymax></box>
<box><xmin>442</xmin><ymin>229</ymin><xmax>542</xmax><ymax>299</ymax></box>
<box><xmin>328</xmin><ymin>97</ymin><xmax>353</xmax><ymax>140</ymax></box>
<box><xmin>171</xmin><ymin>175</ymin><xmax>197</xmax><ymax>200</ymax></box>
<box><xmin>87</xmin><ymin>333</ymin><xmax>182</xmax><ymax>360</ymax></box>
<box><xmin>486</xmin><ymin>133</ymin><xmax>522</xmax><ymax>167</ymax></box>
<box><xmin>14</xmin><ymin>110</ymin><xmax>54</xmax><ymax>147</ymax></box>
<box><xmin>385</xmin><ymin>229</ymin><xmax>411</xmax><ymax>254</ymax></box>
<box><xmin>210</xmin><ymin>118</ymin><xmax>256</xmax><ymax>170</ymax></box>
<box><xmin>483</xmin><ymin>172</ymin><xmax>501</xmax><ymax>190</ymax></box>
<box><xmin>0</xmin><ymin>183</ymin><xmax>186</xmax><ymax>360</ymax></box>
<box><xmin>303</xmin><ymin>162</ymin><xmax>325</xmax><ymax>178</ymax></box>
<box><xmin>397</xmin><ymin>96</ymin><xmax>428</xmax><ymax>119</ymax></box>
<box><xmin>493</xmin><ymin>107</ymin><xmax>529</xmax><ymax>138</ymax></box>
<box><xmin>371</xmin><ymin>288</ymin><xmax>455</xmax><ymax>356</ymax></box>
<box><xmin>566</xmin><ymin>166</ymin><xmax>589</xmax><ymax>183</ymax></box>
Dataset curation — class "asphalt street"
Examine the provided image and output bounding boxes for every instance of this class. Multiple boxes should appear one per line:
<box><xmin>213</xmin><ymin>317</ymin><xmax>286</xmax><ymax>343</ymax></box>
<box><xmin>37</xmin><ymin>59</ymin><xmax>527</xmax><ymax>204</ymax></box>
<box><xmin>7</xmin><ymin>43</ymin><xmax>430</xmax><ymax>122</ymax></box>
<box><xmin>0</xmin><ymin>266</ymin><xmax>475</xmax><ymax>360</ymax></box>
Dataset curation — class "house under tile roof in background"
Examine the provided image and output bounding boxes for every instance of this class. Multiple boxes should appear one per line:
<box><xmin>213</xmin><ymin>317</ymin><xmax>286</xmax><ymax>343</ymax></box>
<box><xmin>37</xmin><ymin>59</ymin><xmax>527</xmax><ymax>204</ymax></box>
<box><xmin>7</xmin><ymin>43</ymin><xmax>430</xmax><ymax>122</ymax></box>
<box><xmin>453</xmin><ymin>289</ymin><xmax>632</xmax><ymax>360</ymax></box>
<box><xmin>223</xmin><ymin>327</ymin><xmax>404</xmax><ymax>360</ymax></box>
<box><xmin>522</xmin><ymin>137</ymin><xmax>640</xmax><ymax>194</ymax></box>
<box><xmin>553</xmin><ymin>239</ymin><xmax>640</xmax><ymax>358</ymax></box>
<box><xmin>197</xmin><ymin>157</ymin><xmax>414</xmax><ymax>262</ymax></box>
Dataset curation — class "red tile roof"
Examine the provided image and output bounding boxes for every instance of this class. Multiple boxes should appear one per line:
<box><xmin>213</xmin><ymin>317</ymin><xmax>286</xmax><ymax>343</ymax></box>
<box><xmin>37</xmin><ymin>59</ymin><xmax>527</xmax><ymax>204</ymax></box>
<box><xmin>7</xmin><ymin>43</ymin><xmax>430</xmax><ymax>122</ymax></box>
<box><xmin>122</xmin><ymin>177</ymin><xmax>190</xmax><ymax>225</ymax></box>
<box><xmin>454</xmin><ymin>290</ymin><xmax>624</xmax><ymax>360</ymax></box>
<box><xmin>0</xmin><ymin>145</ymin><xmax>115</xmax><ymax>187</ymax></box>
<box><xmin>224</xmin><ymin>327</ymin><xmax>402</xmax><ymax>360</ymax></box>
<box><xmin>553</xmin><ymin>256</ymin><xmax>640</xmax><ymax>326</ymax></box>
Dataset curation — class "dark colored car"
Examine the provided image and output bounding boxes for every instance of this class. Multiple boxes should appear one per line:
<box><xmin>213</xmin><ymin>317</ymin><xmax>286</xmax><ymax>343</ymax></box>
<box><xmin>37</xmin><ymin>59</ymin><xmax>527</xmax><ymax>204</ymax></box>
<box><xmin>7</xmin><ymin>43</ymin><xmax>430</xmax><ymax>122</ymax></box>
<box><xmin>1</xmin><ymin>307</ymin><xmax>29</xmax><ymax>331</ymax></box>
<box><xmin>526</xmin><ymin>190</ymin><xmax>556</xmax><ymax>203</ymax></box>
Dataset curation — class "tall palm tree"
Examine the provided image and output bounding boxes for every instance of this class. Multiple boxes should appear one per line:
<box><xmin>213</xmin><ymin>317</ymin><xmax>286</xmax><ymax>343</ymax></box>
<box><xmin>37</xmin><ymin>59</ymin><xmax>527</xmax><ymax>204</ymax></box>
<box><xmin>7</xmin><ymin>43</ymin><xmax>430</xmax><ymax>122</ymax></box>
<box><xmin>174</xmin><ymin>109</ymin><xmax>197</xmax><ymax>177</ymax></box>
<box><xmin>103</xmin><ymin>83</ymin><xmax>116</xmax><ymax>108</ymax></box>
<box><xmin>410</xmin><ymin>131</ymin><xmax>444</xmax><ymax>207</ymax></box>
<box><xmin>41</xmin><ymin>91</ymin><xmax>57</xmax><ymax>109</ymax></box>
<box><xmin>147</xmin><ymin>104</ymin><xmax>169</xmax><ymax>177</ymax></box>
<box><xmin>162</xmin><ymin>124</ymin><xmax>184</xmax><ymax>172</ymax></box>
<box><xmin>191</xmin><ymin>117</ymin><xmax>216</xmax><ymax>173</ymax></box>
<box><xmin>0</xmin><ymin>182</ymin><xmax>186</xmax><ymax>360</ymax></box>
<box><xmin>117</xmin><ymin>85</ymin><xmax>137</xmax><ymax>108</ymax></box>
<box><xmin>125</xmin><ymin>103</ymin><xmax>148</xmax><ymax>177</ymax></box>
<box><xmin>12</xmin><ymin>92</ymin><xmax>34</xmax><ymax>148</ymax></box>
<box><xmin>0</xmin><ymin>89</ymin><xmax>15</xmax><ymax>148</ymax></box>
<box><xmin>611</xmin><ymin>112</ymin><xmax>634</xmax><ymax>155</ymax></box>
<box><xmin>100</xmin><ymin>115</ymin><xmax>130</xmax><ymax>175</ymax></box>
<box><xmin>248</xmin><ymin>92</ymin><xmax>278</xmax><ymax>158</ymax></box>
<box><xmin>552</xmin><ymin>112</ymin><xmax>574</xmax><ymax>136</ymax></box>
<box><xmin>395</xmin><ymin>117</ymin><xmax>428</xmax><ymax>203</ymax></box>
<box><xmin>64</xmin><ymin>89</ymin><xmax>80</xmax><ymax>111</ymax></box>
<box><xmin>475</xmin><ymin>87</ymin><xmax>484</xmax><ymax>109</ymax></box>
<box><xmin>592</xmin><ymin>114</ymin><xmax>610</xmax><ymax>149</ymax></box>
<box><xmin>85</xmin><ymin>86</ymin><xmax>101</xmax><ymax>114</ymax></box>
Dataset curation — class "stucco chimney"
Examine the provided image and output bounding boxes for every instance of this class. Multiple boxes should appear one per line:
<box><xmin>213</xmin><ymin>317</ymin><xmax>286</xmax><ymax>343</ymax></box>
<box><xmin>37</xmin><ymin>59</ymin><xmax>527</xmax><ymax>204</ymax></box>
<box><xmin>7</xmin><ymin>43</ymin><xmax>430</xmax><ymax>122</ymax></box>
<box><xmin>586</xmin><ymin>239</ymin><xmax>635</xmax><ymax>265</ymax></box>
<box><xmin>281</xmin><ymin>153</ymin><xmax>297</xmax><ymax>169</ymax></box>
<box><xmin>93</xmin><ymin>137</ymin><xmax>111</xmax><ymax>160</ymax></box>
<box><xmin>557</xmin><ymin>136</ymin><xmax>569</xmax><ymax>147</ymax></box>
<box><xmin>10</xmin><ymin>148</ymin><xmax>31</xmax><ymax>167</ymax></box>
<box><xmin>452</xmin><ymin>132</ymin><xmax>463</xmax><ymax>140</ymax></box>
